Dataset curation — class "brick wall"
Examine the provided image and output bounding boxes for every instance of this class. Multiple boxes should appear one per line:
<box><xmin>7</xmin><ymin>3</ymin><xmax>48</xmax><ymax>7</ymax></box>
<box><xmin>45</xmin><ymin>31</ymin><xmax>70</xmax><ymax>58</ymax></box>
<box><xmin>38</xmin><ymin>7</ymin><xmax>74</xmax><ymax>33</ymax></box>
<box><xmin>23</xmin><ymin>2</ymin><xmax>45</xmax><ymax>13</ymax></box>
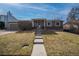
<box><xmin>18</xmin><ymin>21</ymin><xmax>32</xmax><ymax>30</ymax></box>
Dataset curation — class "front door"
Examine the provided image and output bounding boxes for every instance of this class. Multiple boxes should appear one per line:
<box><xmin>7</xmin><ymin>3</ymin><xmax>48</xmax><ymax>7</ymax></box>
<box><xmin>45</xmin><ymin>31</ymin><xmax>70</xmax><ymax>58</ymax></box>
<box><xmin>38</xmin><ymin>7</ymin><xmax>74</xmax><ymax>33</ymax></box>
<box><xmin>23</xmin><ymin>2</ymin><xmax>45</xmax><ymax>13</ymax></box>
<box><xmin>33</xmin><ymin>19</ymin><xmax>45</xmax><ymax>29</ymax></box>
<box><xmin>37</xmin><ymin>23</ymin><xmax>41</xmax><ymax>29</ymax></box>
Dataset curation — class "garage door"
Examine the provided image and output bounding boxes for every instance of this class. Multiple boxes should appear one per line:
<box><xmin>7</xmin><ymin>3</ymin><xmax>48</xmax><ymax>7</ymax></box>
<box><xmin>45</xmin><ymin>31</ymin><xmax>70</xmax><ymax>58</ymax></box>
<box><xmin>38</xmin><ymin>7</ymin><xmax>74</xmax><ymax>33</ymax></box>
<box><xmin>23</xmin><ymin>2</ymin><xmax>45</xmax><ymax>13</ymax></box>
<box><xmin>9</xmin><ymin>23</ymin><xmax>18</xmax><ymax>30</ymax></box>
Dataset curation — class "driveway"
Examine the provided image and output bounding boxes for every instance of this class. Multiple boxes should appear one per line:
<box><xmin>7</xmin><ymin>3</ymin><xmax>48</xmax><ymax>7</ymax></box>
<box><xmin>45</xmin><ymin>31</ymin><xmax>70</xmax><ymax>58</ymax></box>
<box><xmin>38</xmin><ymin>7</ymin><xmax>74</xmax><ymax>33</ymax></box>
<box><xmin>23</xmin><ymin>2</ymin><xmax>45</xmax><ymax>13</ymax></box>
<box><xmin>0</xmin><ymin>30</ymin><xmax>17</xmax><ymax>36</ymax></box>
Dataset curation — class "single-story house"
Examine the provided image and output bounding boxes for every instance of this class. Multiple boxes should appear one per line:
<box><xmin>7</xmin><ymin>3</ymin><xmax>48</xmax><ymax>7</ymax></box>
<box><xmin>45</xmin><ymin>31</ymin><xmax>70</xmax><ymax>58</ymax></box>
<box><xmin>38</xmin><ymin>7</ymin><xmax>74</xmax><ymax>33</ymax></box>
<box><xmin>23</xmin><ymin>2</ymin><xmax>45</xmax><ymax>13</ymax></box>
<box><xmin>7</xmin><ymin>19</ymin><xmax>63</xmax><ymax>31</ymax></box>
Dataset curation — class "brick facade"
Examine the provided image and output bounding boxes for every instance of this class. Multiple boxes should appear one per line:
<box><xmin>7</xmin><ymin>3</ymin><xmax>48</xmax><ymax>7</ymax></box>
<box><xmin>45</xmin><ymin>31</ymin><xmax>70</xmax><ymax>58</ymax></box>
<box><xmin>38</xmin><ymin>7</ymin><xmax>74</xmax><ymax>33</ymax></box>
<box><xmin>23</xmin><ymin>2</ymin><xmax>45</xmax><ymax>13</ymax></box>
<box><xmin>7</xmin><ymin>19</ymin><xmax>63</xmax><ymax>31</ymax></box>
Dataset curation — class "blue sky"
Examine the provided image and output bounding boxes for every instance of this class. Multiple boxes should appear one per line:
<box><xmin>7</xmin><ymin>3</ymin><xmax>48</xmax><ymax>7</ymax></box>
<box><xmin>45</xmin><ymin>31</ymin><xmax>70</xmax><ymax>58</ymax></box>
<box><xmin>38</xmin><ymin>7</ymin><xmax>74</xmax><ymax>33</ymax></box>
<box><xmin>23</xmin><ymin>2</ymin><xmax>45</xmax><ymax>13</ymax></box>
<box><xmin>0</xmin><ymin>3</ymin><xmax>79</xmax><ymax>22</ymax></box>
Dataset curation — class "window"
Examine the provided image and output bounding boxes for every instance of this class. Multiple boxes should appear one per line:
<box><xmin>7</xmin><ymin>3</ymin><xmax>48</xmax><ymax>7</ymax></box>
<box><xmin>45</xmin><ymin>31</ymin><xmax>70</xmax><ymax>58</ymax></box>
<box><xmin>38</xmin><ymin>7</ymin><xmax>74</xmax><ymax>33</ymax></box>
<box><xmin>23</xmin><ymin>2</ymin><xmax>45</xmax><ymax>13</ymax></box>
<box><xmin>55</xmin><ymin>22</ymin><xmax>60</xmax><ymax>26</ymax></box>
<box><xmin>48</xmin><ymin>22</ymin><xmax>50</xmax><ymax>25</ymax></box>
<box><xmin>56</xmin><ymin>22</ymin><xmax>59</xmax><ymax>25</ymax></box>
<box><xmin>47</xmin><ymin>21</ymin><xmax>52</xmax><ymax>26</ymax></box>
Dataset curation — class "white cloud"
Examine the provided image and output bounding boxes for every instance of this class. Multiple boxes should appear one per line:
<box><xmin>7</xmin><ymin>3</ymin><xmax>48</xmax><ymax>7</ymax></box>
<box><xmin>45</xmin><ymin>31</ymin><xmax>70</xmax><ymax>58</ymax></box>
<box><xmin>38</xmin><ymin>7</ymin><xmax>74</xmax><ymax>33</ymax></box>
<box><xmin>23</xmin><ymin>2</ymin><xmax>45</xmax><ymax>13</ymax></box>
<box><xmin>26</xmin><ymin>5</ymin><xmax>48</xmax><ymax>11</ymax></box>
<box><xmin>5</xmin><ymin>3</ymin><xmax>48</xmax><ymax>11</ymax></box>
<box><xmin>6</xmin><ymin>3</ymin><xmax>23</xmax><ymax>7</ymax></box>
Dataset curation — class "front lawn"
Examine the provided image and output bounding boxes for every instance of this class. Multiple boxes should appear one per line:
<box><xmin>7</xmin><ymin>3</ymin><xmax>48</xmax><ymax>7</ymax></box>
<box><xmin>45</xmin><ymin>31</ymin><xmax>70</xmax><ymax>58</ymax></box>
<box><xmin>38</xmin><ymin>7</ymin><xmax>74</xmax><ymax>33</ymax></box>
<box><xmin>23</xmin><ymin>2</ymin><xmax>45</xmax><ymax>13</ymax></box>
<box><xmin>43</xmin><ymin>31</ymin><xmax>79</xmax><ymax>56</ymax></box>
<box><xmin>0</xmin><ymin>31</ymin><xmax>34</xmax><ymax>56</ymax></box>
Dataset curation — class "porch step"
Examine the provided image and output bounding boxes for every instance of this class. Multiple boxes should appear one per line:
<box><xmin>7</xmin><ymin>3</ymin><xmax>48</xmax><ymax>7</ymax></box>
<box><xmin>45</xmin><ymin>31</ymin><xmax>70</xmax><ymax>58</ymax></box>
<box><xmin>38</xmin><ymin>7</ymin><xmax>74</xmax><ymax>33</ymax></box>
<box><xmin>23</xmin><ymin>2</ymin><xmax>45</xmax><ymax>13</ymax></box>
<box><xmin>35</xmin><ymin>36</ymin><xmax>42</xmax><ymax>39</ymax></box>
<box><xmin>34</xmin><ymin>39</ymin><xmax>44</xmax><ymax>44</ymax></box>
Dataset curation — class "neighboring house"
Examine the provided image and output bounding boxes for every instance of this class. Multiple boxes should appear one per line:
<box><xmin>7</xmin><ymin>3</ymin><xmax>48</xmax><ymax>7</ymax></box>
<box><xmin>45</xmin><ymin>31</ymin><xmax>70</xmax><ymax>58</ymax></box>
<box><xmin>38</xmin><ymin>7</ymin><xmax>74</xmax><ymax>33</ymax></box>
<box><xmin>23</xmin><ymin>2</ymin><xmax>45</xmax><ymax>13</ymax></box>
<box><xmin>63</xmin><ymin>7</ymin><xmax>79</xmax><ymax>33</ymax></box>
<box><xmin>0</xmin><ymin>11</ymin><xmax>18</xmax><ymax>30</ymax></box>
<box><xmin>63</xmin><ymin>20</ymin><xmax>79</xmax><ymax>33</ymax></box>
<box><xmin>0</xmin><ymin>11</ymin><xmax>63</xmax><ymax>31</ymax></box>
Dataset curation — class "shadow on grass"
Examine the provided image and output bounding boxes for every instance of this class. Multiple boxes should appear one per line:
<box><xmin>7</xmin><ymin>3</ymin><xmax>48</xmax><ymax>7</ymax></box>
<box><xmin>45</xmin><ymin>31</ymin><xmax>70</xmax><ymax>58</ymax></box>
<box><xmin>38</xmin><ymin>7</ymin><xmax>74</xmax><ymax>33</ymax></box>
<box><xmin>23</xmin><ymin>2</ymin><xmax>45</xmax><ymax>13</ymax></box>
<box><xmin>42</xmin><ymin>30</ymin><xmax>58</xmax><ymax>35</ymax></box>
<box><xmin>63</xmin><ymin>30</ymin><xmax>79</xmax><ymax>35</ymax></box>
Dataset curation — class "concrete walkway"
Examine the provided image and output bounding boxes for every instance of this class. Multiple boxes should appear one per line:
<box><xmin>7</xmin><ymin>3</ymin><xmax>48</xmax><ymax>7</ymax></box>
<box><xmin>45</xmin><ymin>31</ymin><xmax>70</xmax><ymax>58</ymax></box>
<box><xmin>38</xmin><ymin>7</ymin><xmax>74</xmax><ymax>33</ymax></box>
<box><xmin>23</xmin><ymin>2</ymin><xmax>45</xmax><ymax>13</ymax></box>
<box><xmin>31</xmin><ymin>29</ymin><xmax>47</xmax><ymax>56</ymax></box>
<box><xmin>0</xmin><ymin>30</ymin><xmax>16</xmax><ymax>36</ymax></box>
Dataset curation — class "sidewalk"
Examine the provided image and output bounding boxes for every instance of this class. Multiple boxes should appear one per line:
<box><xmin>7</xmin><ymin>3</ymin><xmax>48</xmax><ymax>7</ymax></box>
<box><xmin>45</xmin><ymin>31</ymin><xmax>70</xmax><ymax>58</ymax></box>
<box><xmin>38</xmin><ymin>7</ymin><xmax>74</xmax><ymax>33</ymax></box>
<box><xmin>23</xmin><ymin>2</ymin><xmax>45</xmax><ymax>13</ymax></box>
<box><xmin>0</xmin><ymin>30</ymin><xmax>16</xmax><ymax>36</ymax></box>
<box><xmin>31</xmin><ymin>29</ymin><xmax>47</xmax><ymax>56</ymax></box>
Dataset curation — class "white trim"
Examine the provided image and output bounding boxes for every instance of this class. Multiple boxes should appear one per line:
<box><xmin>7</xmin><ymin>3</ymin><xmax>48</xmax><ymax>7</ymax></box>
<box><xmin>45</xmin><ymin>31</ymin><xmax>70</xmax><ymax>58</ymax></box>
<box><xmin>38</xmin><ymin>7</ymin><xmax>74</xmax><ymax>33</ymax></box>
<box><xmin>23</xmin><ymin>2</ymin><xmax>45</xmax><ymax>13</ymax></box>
<box><xmin>44</xmin><ymin>20</ymin><xmax>45</xmax><ymax>28</ymax></box>
<box><xmin>32</xmin><ymin>20</ymin><xmax>34</xmax><ymax>27</ymax></box>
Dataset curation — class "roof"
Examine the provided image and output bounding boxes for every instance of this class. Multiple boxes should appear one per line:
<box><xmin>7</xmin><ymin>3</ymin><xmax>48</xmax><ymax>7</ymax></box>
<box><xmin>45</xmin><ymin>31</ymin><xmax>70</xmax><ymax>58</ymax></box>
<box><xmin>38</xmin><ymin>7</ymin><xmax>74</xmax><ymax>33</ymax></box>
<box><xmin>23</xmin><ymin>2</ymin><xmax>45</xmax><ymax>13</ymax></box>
<box><xmin>0</xmin><ymin>11</ymin><xmax>7</xmax><ymax>15</ymax></box>
<box><xmin>66</xmin><ymin>20</ymin><xmax>79</xmax><ymax>25</ymax></box>
<box><xmin>32</xmin><ymin>18</ymin><xmax>63</xmax><ymax>21</ymax></box>
<box><xmin>53</xmin><ymin>19</ymin><xmax>63</xmax><ymax>22</ymax></box>
<box><xmin>32</xmin><ymin>18</ymin><xmax>47</xmax><ymax>20</ymax></box>
<box><xmin>18</xmin><ymin>20</ymin><xmax>31</xmax><ymax>22</ymax></box>
<box><xmin>8</xmin><ymin>20</ymin><xmax>18</xmax><ymax>23</ymax></box>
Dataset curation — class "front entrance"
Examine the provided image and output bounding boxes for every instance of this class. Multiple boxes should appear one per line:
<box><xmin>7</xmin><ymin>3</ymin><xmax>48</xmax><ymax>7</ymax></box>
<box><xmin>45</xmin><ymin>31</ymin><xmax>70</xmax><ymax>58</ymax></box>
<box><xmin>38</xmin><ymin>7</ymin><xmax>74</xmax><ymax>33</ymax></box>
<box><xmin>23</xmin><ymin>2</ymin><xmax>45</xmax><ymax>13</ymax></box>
<box><xmin>32</xmin><ymin>19</ymin><xmax>46</xmax><ymax>29</ymax></box>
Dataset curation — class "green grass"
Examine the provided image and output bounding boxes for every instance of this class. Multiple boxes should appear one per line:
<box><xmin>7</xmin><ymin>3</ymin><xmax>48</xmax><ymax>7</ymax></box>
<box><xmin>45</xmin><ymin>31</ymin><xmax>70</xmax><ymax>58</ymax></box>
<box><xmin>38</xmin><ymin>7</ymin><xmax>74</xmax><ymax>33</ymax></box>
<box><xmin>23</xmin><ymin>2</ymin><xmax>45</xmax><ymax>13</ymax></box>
<box><xmin>0</xmin><ymin>31</ymin><xmax>34</xmax><ymax>56</ymax></box>
<box><xmin>43</xmin><ymin>31</ymin><xmax>79</xmax><ymax>56</ymax></box>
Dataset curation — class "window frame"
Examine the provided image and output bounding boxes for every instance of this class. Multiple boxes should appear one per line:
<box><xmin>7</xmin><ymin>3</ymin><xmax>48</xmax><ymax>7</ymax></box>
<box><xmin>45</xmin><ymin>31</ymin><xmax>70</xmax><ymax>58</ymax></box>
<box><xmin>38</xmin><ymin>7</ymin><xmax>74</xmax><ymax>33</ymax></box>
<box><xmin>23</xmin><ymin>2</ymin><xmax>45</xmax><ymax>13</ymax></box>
<box><xmin>55</xmin><ymin>21</ymin><xmax>61</xmax><ymax>26</ymax></box>
<box><xmin>47</xmin><ymin>21</ymin><xmax>52</xmax><ymax>27</ymax></box>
